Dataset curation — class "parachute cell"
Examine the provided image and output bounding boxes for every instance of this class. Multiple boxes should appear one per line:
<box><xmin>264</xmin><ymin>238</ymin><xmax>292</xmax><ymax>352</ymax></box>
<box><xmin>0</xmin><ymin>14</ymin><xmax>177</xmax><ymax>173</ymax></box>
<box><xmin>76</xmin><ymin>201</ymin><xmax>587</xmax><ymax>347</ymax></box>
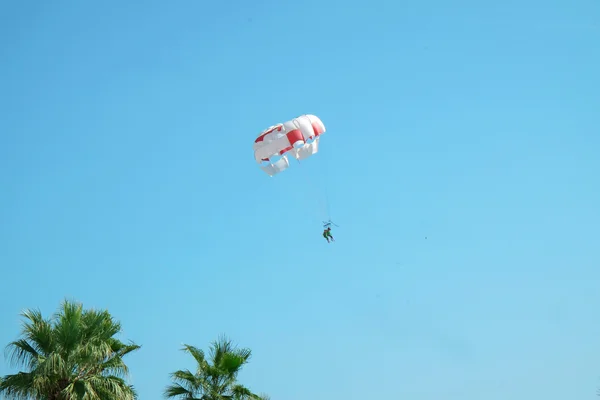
<box><xmin>253</xmin><ymin>114</ymin><xmax>326</xmax><ymax>176</ymax></box>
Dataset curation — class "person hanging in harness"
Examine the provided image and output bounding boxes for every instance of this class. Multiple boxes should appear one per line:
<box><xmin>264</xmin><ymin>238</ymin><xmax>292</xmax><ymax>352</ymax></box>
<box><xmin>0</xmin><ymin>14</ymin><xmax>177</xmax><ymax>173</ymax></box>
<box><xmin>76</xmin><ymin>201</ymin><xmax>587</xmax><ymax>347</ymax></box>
<box><xmin>323</xmin><ymin>226</ymin><xmax>334</xmax><ymax>243</ymax></box>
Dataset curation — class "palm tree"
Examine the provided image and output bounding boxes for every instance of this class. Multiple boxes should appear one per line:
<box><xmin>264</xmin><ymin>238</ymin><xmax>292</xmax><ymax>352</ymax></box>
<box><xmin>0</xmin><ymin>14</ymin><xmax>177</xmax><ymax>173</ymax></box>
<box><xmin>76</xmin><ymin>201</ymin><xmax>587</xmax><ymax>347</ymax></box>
<box><xmin>0</xmin><ymin>299</ymin><xmax>140</xmax><ymax>400</ymax></box>
<box><xmin>164</xmin><ymin>335</ymin><xmax>268</xmax><ymax>400</ymax></box>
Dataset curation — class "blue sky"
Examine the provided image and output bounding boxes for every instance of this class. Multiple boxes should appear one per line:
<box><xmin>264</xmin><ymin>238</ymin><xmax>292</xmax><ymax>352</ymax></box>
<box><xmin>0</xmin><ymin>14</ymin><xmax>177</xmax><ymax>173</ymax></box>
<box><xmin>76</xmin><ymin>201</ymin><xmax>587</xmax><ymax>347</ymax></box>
<box><xmin>1</xmin><ymin>0</ymin><xmax>599</xmax><ymax>399</ymax></box>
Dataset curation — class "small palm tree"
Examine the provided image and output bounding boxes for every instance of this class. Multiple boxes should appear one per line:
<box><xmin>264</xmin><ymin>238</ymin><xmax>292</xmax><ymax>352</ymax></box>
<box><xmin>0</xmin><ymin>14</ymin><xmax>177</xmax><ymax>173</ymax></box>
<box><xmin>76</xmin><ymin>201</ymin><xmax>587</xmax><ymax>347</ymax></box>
<box><xmin>164</xmin><ymin>335</ymin><xmax>268</xmax><ymax>400</ymax></box>
<box><xmin>0</xmin><ymin>299</ymin><xmax>140</xmax><ymax>400</ymax></box>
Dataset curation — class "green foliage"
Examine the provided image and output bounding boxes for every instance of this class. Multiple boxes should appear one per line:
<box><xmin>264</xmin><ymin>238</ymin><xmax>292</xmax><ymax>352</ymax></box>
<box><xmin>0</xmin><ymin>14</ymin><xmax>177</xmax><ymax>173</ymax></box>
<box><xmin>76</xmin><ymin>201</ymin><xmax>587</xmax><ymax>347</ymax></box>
<box><xmin>164</xmin><ymin>335</ymin><xmax>268</xmax><ymax>400</ymax></box>
<box><xmin>1</xmin><ymin>300</ymin><xmax>270</xmax><ymax>399</ymax></box>
<box><xmin>0</xmin><ymin>299</ymin><xmax>140</xmax><ymax>400</ymax></box>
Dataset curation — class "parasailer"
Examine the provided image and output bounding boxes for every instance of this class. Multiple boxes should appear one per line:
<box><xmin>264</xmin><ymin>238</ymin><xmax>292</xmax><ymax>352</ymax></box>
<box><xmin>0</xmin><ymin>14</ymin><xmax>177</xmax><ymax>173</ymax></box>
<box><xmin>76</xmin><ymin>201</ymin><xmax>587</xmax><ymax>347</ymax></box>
<box><xmin>253</xmin><ymin>114</ymin><xmax>337</xmax><ymax>240</ymax></box>
<box><xmin>323</xmin><ymin>226</ymin><xmax>334</xmax><ymax>243</ymax></box>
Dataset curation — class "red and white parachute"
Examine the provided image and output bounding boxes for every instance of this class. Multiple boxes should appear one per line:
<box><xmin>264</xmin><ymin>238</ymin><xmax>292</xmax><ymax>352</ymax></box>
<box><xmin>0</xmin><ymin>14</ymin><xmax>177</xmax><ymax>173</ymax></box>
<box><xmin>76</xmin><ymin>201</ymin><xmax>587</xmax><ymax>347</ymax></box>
<box><xmin>253</xmin><ymin>114</ymin><xmax>326</xmax><ymax>176</ymax></box>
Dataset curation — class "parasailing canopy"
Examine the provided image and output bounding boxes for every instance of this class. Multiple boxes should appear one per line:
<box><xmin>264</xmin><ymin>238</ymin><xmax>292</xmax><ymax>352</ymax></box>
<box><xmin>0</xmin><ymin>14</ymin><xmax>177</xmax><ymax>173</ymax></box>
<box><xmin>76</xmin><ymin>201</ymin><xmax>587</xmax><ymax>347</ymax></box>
<box><xmin>253</xmin><ymin>114</ymin><xmax>326</xmax><ymax>176</ymax></box>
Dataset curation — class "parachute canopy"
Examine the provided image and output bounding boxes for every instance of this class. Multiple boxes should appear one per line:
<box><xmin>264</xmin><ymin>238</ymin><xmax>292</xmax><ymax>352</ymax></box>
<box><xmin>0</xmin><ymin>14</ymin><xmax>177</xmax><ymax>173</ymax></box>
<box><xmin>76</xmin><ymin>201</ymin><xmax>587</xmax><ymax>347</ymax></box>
<box><xmin>253</xmin><ymin>114</ymin><xmax>326</xmax><ymax>176</ymax></box>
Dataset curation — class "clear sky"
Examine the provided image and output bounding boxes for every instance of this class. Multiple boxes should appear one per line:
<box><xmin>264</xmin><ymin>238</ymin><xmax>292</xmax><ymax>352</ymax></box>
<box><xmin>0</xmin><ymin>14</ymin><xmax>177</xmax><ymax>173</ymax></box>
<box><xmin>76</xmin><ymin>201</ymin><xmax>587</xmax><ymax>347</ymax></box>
<box><xmin>1</xmin><ymin>0</ymin><xmax>599</xmax><ymax>399</ymax></box>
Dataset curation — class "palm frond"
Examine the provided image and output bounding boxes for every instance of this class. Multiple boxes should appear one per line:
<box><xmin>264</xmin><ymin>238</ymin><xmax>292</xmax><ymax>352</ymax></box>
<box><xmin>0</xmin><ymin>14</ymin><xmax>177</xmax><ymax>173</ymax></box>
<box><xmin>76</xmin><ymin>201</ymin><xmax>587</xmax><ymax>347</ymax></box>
<box><xmin>0</xmin><ymin>372</ymin><xmax>38</xmax><ymax>400</ymax></box>
<box><xmin>219</xmin><ymin>352</ymin><xmax>249</xmax><ymax>375</ymax></box>
<box><xmin>1</xmin><ymin>299</ymin><xmax>139</xmax><ymax>400</ymax></box>
<box><xmin>5</xmin><ymin>339</ymin><xmax>40</xmax><ymax>370</ymax></box>
<box><xmin>84</xmin><ymin>374</ymin><xmax>137</xmax><ymax>400</ymax></box>
<box><xmin>182</xmin><ymin>344</ymin><xmax>206</xmax><ymax>366</ymax></box>
<box><xmin>11</xmin><ymin>308</ymin><xmax>54</xmax><ymax>360</ymax></box>
<box><xmin>170</xmin><ymin>369</ymin><xmax>199</xmax><ymax>388</ymax></box>
<box><xmin>164</xmin><ymin>382</ymin><xmax>198</xmax><ymax>399</ymax></box>
<box><xmin>231</xmin><ymin>384</ymin><xmax>254</xmax><ymax>399</ymax></box>
<box><xmin>165</xmin><ymin>336</ymin><xmax>266</xmax><ymax>400</ymax></box>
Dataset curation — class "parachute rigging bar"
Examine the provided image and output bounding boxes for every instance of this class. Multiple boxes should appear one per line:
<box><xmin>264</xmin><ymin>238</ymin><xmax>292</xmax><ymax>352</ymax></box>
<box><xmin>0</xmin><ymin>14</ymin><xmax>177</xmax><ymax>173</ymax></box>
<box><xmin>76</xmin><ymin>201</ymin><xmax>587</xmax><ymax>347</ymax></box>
<box><xmin>323</xmin><ymin>219</ymin><xmax>339</xmax><ymax>228</ymax></box>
